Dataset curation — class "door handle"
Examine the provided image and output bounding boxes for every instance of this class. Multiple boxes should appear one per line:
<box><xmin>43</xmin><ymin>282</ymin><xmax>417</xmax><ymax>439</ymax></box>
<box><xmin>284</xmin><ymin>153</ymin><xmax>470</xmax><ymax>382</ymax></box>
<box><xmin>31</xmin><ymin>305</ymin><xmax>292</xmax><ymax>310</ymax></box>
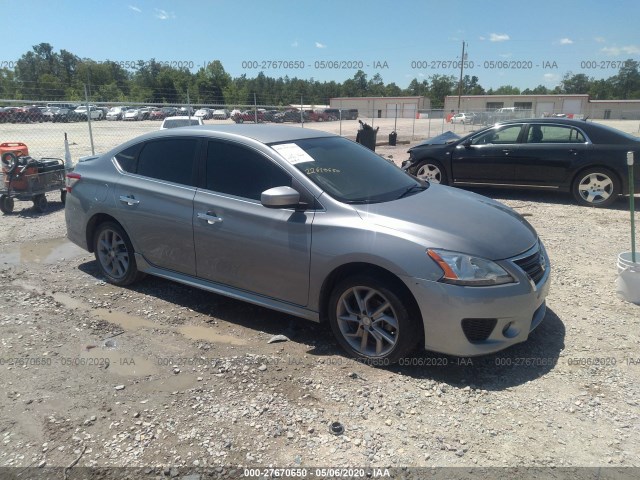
<box><xmin>502</xmin><ymin>149</ymin><xmax>511</xmax><ymax>155</ymax></box>
<box><xmin>119</xmin><ymin>195</ymin><xmax>140</xmax><ymax>206</ymax></box>
<box><xmin>568</xmin><ymin>149</ymin><xmax>578</xmax><ymax>155</ymax></box>
<box><xmin>197</xmin><ymin>212</ymin><xmax>223</xmax><ymax>224</ymax></box>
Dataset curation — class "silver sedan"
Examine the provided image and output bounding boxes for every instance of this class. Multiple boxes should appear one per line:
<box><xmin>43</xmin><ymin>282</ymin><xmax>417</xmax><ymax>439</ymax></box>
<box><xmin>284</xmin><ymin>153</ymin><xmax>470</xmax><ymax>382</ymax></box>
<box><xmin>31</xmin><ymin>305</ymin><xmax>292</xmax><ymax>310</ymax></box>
<box><xmin>65</xmin><ymin>125</ymin><xmax>550</xmax><ymax>362</ymax></box>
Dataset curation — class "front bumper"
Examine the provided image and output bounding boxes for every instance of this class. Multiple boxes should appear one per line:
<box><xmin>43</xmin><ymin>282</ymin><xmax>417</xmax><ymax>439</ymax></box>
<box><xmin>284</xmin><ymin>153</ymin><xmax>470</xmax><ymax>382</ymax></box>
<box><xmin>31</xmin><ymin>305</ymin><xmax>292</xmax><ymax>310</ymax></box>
<box><xmin>403</xmin><ymin>243</ymin><xmax>550</xmax><ymax>356</ymax></box>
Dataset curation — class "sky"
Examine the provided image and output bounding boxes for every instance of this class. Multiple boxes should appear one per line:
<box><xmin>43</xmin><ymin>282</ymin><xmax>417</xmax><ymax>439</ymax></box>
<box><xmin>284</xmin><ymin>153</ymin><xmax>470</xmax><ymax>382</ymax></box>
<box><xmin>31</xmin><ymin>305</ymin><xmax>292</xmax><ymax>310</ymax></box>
<box><xmin>2</xmin><ymin>0</ymin><xmax>640</xmax><ymax>91</ymax></box>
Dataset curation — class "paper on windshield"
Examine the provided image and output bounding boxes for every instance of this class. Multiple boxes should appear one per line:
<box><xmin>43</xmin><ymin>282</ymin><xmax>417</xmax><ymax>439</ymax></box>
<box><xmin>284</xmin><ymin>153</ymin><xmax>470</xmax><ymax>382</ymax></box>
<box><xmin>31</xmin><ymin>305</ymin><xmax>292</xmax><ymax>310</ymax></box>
<box><xmin>272</xmin><ymin>143</ymin><xmax>314</xmax><ymax>165</ymax></box>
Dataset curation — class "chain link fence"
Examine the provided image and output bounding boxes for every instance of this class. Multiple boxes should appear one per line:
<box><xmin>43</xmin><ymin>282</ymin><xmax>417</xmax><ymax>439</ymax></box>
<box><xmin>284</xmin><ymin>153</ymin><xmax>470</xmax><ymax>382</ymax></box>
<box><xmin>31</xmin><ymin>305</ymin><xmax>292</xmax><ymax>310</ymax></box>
<box><xmin>2</xmin><ymin>99</ymin><xmax>640</xmax><ymax>166</ymax></box>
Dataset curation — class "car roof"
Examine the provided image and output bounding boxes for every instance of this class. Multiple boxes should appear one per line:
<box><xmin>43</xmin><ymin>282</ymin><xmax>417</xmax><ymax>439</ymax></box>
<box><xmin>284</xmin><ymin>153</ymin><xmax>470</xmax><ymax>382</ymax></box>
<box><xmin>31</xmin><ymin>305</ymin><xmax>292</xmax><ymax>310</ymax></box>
<box><xmin>151</xmin><ymin>124</ymin><xmax>335</xmax><ymax>143</ymax></box>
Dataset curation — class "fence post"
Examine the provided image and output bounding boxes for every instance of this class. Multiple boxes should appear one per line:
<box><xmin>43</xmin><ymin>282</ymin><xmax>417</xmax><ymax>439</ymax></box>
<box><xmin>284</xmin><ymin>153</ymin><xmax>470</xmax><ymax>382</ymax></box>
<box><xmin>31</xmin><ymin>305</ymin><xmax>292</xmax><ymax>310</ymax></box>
<box><xmin>84</xmin><ymin>84</ymin><xmax>95</xmax><ymax>155</ymax></box>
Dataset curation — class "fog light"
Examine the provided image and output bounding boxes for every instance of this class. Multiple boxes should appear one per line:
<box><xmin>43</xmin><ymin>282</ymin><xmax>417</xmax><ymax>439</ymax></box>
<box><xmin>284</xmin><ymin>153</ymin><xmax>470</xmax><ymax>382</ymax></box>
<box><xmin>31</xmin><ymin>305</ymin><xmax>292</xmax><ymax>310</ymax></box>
<box><xmin>502</xmin><ymin>322</ymin><xmax>520</xmax><ymax>338</ymax></box>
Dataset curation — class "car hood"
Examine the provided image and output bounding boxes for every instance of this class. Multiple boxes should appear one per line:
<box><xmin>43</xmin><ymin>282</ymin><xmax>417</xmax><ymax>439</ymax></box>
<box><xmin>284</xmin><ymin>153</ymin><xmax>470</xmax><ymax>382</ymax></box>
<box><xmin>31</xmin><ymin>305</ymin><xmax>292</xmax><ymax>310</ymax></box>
<box><xmin>353</xmin><ymin>184</ymin><xmax>538</xmax><ymax>260</ymax></box>
<box><xmin>411</xmin><ymin>131</ymin><xmax>461</xmax><ymax>148</ymax></box>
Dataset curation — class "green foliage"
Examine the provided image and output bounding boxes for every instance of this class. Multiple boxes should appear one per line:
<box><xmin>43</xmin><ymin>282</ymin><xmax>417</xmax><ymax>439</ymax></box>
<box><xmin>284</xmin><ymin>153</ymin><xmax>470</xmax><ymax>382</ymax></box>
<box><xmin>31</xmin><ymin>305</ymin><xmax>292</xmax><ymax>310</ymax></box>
<box><xmin>5</xmin><ymin>43</ymin><xmax>640</xmax><ymax>106</ymax></box>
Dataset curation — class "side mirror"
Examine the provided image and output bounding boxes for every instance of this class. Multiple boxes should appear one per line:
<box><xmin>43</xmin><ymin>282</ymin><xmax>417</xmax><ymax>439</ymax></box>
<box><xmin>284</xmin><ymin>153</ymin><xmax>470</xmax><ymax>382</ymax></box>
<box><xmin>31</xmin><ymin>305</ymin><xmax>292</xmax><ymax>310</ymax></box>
<box><xmin>261</xmin><ymin>186</ymin><xmax>300</xmax><ymax>209</ymax></box>
<box><xmin>462</xmin><ymin>139</ymin><xmax>473</xmax><ymax>148</ymax></box>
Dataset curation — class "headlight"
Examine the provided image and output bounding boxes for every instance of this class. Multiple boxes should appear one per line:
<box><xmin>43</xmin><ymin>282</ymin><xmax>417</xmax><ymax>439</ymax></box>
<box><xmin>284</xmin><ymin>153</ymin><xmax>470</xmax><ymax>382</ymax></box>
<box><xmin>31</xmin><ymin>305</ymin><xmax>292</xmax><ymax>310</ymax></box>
<box><xmin>427</xmin><ymin>249</ymin><xmax>515</xmax><ymax>286</ymax></box>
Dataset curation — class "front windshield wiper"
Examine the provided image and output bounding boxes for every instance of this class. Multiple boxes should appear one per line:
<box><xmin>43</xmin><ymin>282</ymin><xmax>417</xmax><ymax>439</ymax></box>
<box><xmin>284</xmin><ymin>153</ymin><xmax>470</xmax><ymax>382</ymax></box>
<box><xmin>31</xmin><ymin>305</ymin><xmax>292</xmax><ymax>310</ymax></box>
<box><xmin>397</xmin><ymin>183</ymin><xmax>428</xmax><ymax>199</ymax></box>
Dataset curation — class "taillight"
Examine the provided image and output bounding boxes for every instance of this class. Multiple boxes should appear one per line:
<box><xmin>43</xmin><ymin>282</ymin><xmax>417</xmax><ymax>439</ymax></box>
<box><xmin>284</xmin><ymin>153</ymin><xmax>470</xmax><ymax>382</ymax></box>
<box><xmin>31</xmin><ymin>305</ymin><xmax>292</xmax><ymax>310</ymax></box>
<box><xmin>66</xmin><ymin>172</ymin><xmax>81</xmax><ymax>192</ymax></box>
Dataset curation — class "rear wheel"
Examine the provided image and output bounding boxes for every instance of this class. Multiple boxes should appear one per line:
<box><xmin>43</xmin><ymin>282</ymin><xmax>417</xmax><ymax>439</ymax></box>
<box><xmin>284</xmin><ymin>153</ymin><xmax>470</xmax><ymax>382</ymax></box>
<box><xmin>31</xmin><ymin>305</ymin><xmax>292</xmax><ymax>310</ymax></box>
<box><xmin>411</xmin><ymin>160</ymin><xmax>448</xmax><ymax>185</ymax></box>
<box><xmin>33</xmin><ymin>194</ymin><xmax>48</xmax><ymax>213</ymax></box>
<box><xmin>94</xmin><ymin>222</ymin><xmax>144</xmax><ymax>286</ymax></box>
<box><xmin>572</xmin><ymin>168</ymin><xmax>620</xmax><ymax>207</ymax></box>
<box><xmin>0</xmin><ymin>194</ymin><xmax>14</xmax><ymax>214</ymax></box>
<box><xmin>60</xmin><ymin>189</ymin><xmax>67</xmax><ymax>205</ymax></box>
<box><xmin>328</xmin><ymin>274</ymin><xmax>421</xmax><ymax>363</ymax></box>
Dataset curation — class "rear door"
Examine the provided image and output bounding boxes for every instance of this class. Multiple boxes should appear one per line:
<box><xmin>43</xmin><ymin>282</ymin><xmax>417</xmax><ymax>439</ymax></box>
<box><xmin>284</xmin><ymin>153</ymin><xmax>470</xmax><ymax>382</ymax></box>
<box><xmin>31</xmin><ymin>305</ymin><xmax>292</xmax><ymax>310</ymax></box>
<box><xmin>193</xmin><ymin>140</ymin><xmax>314</xmax><ymax>306</ymax></box>
<box><xmin>512</xmin><ymin>123</ymin><xmax>588</xmax><ymax>186</ymax></box>
<box><xmin>113</xmin><ymin>137</ymin><xmax>200</xmax><ymax>275</ymax></box>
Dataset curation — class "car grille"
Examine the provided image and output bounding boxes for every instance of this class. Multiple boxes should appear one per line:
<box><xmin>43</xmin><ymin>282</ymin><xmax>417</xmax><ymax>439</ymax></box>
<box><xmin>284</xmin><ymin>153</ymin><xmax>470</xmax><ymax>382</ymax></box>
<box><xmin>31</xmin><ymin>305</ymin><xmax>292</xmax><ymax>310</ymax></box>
<box><xmin>512</xmin><ymin>248</ymin><xmax>545</xmax><ymax>285</ymax></box>
<box><xmin>461</xmin><ymin>318</ymin><xmax>497</xmax><ymax>343</ymax></box>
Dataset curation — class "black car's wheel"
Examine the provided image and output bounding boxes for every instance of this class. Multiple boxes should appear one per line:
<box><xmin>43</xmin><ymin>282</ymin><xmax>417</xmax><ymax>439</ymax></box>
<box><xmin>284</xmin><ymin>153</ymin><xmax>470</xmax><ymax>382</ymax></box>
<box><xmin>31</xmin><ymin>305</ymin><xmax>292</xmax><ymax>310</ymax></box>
<box><xmin>1</xmin><ymin>152</ymin><xmax>18</xmax><ymax>174</ymax></box>
<box><xmin>0</xmin><ymin>194</ymin><xmax>14</xmax><ymax>214</ymax></box>
<box><xmin>94</xmin><ymin>222</ymin><xmax>144</xmax><ymax>286</ymax></box>
<box><xmin>328</xmin><ymin>274</ymin><xmax>421</xmax><ymax>363</ymax></box>
<box><xmin>33</xmin><ymin>194</ymin><xmax>48</xmax><ymax>213</ymax></box>
<box><xmin>411</xmin><ymin>160</ymin><xmax>448</xmax><ymax>185</ymax></box>
<box><xmin>572</xmin><ymin>168</ymin><xmax>620</xmax><ymax>208</ymax></box>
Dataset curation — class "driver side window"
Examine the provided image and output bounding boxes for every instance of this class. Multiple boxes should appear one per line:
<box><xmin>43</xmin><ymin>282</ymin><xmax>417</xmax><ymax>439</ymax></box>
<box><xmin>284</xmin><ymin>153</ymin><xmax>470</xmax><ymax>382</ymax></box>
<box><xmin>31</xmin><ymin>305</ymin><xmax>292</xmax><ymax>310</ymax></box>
<box><xmin>472</xmin><ymin>125</ymin><xmax>523</xmax><ymax>145</ymax></box>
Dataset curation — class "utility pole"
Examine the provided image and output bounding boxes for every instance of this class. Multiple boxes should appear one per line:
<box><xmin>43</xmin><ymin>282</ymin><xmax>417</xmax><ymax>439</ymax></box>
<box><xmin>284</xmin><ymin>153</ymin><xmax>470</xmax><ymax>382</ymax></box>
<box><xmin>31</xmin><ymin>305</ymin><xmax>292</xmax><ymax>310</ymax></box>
<box><xmin>457</xmin><ymin>41</ymin><xmax>466</xmax><ymax>112</ymax></box>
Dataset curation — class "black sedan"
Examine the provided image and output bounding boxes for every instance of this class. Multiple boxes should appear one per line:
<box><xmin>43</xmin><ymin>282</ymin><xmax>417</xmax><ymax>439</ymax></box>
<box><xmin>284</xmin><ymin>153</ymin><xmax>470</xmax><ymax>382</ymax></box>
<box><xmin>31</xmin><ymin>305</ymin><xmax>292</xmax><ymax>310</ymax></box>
<box><xmin>402</xmin><ymin>118</ymin><xmax>640</xmax><ymax>207</ymax></box>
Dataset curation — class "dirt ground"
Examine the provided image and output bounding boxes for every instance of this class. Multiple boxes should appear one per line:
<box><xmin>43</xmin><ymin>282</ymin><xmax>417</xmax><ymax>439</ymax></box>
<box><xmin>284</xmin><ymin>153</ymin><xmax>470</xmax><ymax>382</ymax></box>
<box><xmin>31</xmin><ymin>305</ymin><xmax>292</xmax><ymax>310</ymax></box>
<box><xmin>0</xmin><ymin>122</ymin><xmax>639</xmax><ymax>478</ymax></box>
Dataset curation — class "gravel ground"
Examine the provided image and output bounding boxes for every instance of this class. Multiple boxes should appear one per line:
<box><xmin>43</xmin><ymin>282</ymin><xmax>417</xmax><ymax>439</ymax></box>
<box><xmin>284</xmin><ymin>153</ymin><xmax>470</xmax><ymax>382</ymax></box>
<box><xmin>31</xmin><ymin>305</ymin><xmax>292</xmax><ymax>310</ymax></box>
<box><xmin>0</xmin><ymin>125</ymin><xmax>639</xmax><ymax>478</ymax></box>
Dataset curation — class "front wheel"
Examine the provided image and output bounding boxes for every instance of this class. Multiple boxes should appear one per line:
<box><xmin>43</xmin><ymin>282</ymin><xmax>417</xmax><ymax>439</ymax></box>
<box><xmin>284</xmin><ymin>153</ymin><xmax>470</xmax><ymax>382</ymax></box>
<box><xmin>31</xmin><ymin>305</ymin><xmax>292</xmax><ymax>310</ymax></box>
<box><xmin>572</xmin><ymin>168</ymin><xmax>620</xmax><ymax>207</ymax></box>
<box><xmin>410</xmin><ymin>160</ymin><xmax>448</xmax><ymax>185</ymax></box>
<box><xmin>328</xmin><ymin>274</ymin><xmax>421</xmax><ymax>363</ymax></box>
<box><xmin>94</xmin><ymin>222</ymin><xmax>144</xmax><ymax>286</ymax></box>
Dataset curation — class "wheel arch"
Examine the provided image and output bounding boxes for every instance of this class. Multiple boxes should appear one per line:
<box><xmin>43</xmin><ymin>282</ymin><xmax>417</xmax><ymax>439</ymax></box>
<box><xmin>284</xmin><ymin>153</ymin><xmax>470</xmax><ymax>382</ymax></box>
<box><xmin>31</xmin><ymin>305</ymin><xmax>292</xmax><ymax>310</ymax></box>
<box><xmin>571</xmin><ymin>164</ymin><xmax>624</xmax><ymax>193</ymax></box>
<box><xmin>85</xmin><ymin>213</ymin><xmax>126</xmax><ymax>253</ymax></box>
<box><xmin>318</xmin><ymin>262</ymin><xmax>422</xmax><ymax>331</ymax></box>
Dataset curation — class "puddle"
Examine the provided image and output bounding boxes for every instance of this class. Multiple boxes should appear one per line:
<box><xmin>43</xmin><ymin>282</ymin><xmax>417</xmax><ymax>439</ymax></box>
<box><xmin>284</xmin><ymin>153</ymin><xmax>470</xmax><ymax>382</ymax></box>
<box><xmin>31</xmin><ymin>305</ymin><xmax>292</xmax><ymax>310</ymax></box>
<box><xmin>178</xmin><ymin>325</ymin><xmax>248</xmax><ymax>345</ymax></box>
<box><xmin>93</xmin><ymin>308</ymin><xmax>157</xmax><ymax>330</ymax></box>
<box><xmin>0</xmin><ymin>237</ymin><xmax>85</xmax><ymax>265</ymax></box>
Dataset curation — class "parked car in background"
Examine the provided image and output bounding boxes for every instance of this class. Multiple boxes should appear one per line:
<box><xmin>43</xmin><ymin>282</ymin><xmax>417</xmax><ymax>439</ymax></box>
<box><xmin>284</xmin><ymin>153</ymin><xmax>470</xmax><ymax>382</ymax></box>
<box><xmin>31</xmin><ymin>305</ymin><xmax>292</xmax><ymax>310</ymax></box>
<box><xmin>123</xmin><ymin>108</ymin><xmax>146</xmax><ymax>121</ymax></box>
<box><xmin>12</xmin><ymin>106</ymin><xmax>45</xmax><ymax>123</ymax></box>
<box><xmin>306</xmin><ymin>110</ymin><xmax>332</xmax><ymax>122</ymax></box>
<box><xmin>195</xmin><ymin>108</ymin><xmax>213</xmax><ymax>120</ymax></box>
<box><xmin>0</xmin><ymin>107</ymin><xmax>17</xmax><ymax>123</ymax></box>
<box><xmin>149</xmin><ymin>107</ymin><xmax>177</xmax><ymax>120</ymax></box>
<box><xmin>74</xmin><ymin>105</ymin><xmax>104</xmax><ymax>120</ymax></box>
<box><xmin>106</xmin><ymin>106</ymin><xmax>129</xmax><ymax>121</ymax></box>
<box><xmin>65</xmin><ymin>124</ymin><xmax>550</xmax><ymax>362</ymax></box>
<box><xmin>177</xmin><ymin>106</ymin><xmax>195</xmax><ymax>116</ymax></box>
<box><xmin>402</xmin><ymin>118</ymin><xmax>640</xmax><ymax>208</ymax></box>
<box><xmin>160</xmin><ymin>116</ymin><xmax>204</xmax><ymax>129</ymax></box>
<box><xmin>273</xmin><ymin>109</ymin><xmax>307</xmax><ymax>123</ymax></box>
<box><xmin>231</xmin><ymin>110</ymin><xmax>264</xmax><ymax>123</ymax></box>
<box><xmin>450</xmin><ymin>112</ymin><xmax>475</xmax><ymax>124</ymax></box>
<box><xmin>211</xmin><ymin>109</ymin><xmax>230</xmax><ymax>120</ymax></box>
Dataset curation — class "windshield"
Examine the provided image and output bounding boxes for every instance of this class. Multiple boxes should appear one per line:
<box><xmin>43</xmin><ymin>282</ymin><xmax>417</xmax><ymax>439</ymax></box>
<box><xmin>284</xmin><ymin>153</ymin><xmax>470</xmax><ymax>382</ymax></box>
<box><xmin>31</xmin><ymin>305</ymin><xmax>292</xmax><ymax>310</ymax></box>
<box><xmin>163</xmin><ymin>119</ymin><xmax>200</xmax><ymax>128</ymax></box>
<box><xmin>270</xmin><ymin>137</ymin><xmax>425</xmax><ymax>204</ymax></box>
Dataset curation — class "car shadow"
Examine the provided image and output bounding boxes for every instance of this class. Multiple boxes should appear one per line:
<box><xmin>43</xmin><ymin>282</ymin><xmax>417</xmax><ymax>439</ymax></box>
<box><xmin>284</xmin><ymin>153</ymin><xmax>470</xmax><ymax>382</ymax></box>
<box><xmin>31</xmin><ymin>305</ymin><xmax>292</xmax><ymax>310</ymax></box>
<box><xmin>77</xmin><ymin>260</ymin><xmax>332</xmax><ymax>340</ymax></box>
<box><xmin>77</xmin><ymin>260</ymin><xmax>565</xmax><ymax>390</ymax></box>
<box><xmin>463</xmin><ymin>186</ymin><xmax>635</xmax><ymax>212</ymax></box>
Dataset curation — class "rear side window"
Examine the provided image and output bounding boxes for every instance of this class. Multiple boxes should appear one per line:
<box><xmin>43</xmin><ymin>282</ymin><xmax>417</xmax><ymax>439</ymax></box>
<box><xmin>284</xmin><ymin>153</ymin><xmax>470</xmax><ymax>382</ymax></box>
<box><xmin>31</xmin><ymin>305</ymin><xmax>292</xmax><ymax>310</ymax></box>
<box><xmin>206</xmin><ymin>141</ymin><xmax>291</xmax><ymax>200</ymax></box>
<box><xmin>114</xmin><ymin>143</ymin><xmax>142</xmax><ymax>173</ymax></box>
<box><xmin>136</xmin><ymin>138</ymin><xmax>198</xmax><ymax>186</ymax></box>
<box><xmin>526</xmin><ymin>125</ymin><xmax>586</xmax><ymax>144</ymax></box>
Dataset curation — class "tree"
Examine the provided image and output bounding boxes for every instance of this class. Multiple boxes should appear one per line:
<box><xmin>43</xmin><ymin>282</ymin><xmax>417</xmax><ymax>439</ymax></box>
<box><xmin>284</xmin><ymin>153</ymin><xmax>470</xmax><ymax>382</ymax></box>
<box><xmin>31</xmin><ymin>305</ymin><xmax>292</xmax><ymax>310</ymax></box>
<box><xmin>560</xmin><ymin>73</ymin><xmax>591</xmax><ymax>94</ymax></box>
<box><xmin>493</xmin><ymin>85</ymin><xmax>521</xmax><ymax>95</ymax></box>
<box><xmin>428</xmin><ymin>75</ymin><xmax>456</xmax><ymax>108</ymax></box>
<box><xmin>612</xmin><ymin>59</ymin><xmax>640</xmax><ymax>99</ymax></box>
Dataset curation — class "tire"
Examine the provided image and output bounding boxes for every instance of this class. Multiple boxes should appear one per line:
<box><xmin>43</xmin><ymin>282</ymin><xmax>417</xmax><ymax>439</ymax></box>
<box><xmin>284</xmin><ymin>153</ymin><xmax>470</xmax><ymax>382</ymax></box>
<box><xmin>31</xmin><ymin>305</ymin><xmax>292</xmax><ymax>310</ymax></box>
<box><xmin>93</xmin><ymin>222</ymin><xmax>144</xmax><ymax>286</ymax></box>
<box><xmin>33</xmin><ymin>194</ymin><xmax>48</xmax><ymax>213</ymax></box>
<box><xmin>328</xmin><ymin>274</ymin><xmax>421</xmax><ymax>363</ymax></box>
<box><xmin>0</xmin><ymin>194</ymin><xmax>14</xmax><ymax>214</ymax></box>
<box><xmin>410</xmin><ymin>160</ymin><xmax>448</xmax><ymax>185</ymax></box>
<box><xmin>572</xmin><ymin>168</ymin><xmax>620</xmax><ymax>208</ymax></box>
<box><xmin>1</xmin><ymin>152</ymin><xmax>18</xmax><ymax>174</ymax></box>
<box><xmin>60</xmin><ymin>189</ymin><xmax>67</xmax><ymax>205</ymax></box>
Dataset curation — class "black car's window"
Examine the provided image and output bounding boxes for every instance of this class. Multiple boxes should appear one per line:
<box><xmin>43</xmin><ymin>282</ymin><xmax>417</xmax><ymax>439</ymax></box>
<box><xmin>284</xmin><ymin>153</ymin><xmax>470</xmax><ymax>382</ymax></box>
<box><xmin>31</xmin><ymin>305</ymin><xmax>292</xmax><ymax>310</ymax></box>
<box><xmin>526</xmin><ymin>125</ymin><xmax>586</xmax><ymax>144</ymax></box>
<box><xmin>206</xmin><ymin>141</ymin><xmax>291</xmax><ymax>200</ymax></box>
<box><xmin>114</xmin><ymin>143</ymin><xmax>143</xmax><ymax>173</ymax></box>
<box><xmin>471</xmin><ymin>125</ymin><xmax>523</xmax><ymax>145</ymax></box>
<box><xmin>136</xmin><ymin>138</ymin><xmax>198</xmax><ymax>186</ymax></box>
